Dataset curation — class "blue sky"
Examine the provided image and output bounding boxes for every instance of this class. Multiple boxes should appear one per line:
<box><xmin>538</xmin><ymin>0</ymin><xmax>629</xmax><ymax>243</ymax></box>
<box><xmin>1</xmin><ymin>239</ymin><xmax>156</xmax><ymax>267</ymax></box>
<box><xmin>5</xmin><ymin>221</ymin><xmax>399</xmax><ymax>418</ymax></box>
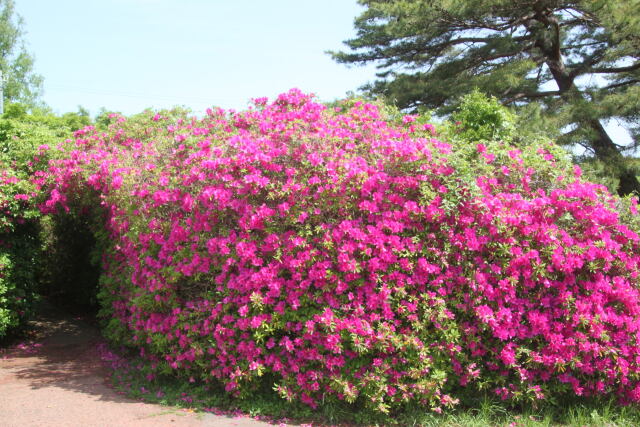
<box><xmin>10</xmin><ymin>1</ymin><xmax>634</xmax><ymax>147</ymax></box>
<box><xmin>15</xmin><ymin>0</ymin><xmax>378</xmax><ymax>116</ymax></box>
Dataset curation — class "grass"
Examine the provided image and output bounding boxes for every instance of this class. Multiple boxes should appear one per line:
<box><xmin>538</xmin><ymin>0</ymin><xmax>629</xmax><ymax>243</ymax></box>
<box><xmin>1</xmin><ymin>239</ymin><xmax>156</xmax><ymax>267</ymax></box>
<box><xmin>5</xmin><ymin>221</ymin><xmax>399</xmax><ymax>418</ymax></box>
<box><xmin>101</xmin><ymin>350</ymin><xmax>640</xmax><ymax>427</ymax></box>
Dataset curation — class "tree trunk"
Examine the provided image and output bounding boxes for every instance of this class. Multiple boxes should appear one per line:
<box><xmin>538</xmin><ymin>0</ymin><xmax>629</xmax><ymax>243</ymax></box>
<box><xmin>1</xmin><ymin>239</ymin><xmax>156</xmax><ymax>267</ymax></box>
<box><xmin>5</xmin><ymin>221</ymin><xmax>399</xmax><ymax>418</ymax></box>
<box><xmin>546</xmin><ymin>66</ymin><xmax>640</xmax><ymax>197</ymax></box>
<box><xmin>536</xmin><ymin>17</ymin><xmax>640</xmax><ymax>197</ymax></box>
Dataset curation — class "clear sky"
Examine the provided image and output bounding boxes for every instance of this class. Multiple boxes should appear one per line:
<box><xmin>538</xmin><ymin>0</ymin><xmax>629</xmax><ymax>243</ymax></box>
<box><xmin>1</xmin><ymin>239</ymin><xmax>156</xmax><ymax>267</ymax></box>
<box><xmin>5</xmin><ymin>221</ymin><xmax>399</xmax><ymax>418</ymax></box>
<box><xmin>15</xmin><ymin>0</ymin><xmax>378</xmax><ymax>116</ymax></box>
<box><xmin>10</xmin><ymin>1</ymin><xmax>635</xmax><ymax>147</ymax></box>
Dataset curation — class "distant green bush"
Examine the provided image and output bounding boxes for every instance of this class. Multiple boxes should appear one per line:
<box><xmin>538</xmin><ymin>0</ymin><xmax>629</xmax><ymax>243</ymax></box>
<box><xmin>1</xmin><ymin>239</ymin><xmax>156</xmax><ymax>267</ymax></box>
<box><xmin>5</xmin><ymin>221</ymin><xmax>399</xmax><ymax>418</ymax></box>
<box><xmin>449</xmin><ymin>89</ymin><xmax>516</xmax><ymax>142</ymax></box>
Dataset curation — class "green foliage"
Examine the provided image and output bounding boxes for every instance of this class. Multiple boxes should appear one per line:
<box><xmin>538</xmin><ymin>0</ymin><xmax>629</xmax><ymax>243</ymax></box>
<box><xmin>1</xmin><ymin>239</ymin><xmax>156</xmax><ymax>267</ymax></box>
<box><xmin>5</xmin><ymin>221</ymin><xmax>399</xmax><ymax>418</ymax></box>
<box><xmin>0</xmin><ymin>222</ymin><xmax>40</xmax><ymax>338</ymax></box>
<box><xmin>333</xmin><ymin>0</ymin><xmax>640</xmax><ymax>195</ymax></box>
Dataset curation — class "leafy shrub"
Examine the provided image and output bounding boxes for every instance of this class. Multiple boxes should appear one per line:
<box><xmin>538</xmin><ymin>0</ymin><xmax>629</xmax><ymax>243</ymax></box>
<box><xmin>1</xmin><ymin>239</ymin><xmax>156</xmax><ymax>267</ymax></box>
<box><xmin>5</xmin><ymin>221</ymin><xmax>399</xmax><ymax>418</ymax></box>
<box><xmin>0</xmin><ymin>104</ymin><xmax>90</xmax><ymax>337</ymax></box>
<box><xmin>38</xmin><ymin>90</ymin><xmax>640</xmax><ymax>414</ymax></box>
<box><xmin>450</xmin><ymin>89</ymin><xmax>516</xmax><ymax>142</ymax></box>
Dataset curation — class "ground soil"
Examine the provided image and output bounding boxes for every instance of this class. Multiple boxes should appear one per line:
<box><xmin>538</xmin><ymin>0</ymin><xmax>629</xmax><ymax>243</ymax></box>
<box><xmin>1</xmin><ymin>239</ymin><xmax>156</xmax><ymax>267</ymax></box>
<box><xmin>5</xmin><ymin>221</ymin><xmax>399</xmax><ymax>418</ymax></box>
<box><xmin>0</xmin><ymin>302</ymin><xmax>283</xmax><ymax>427</ymax></box>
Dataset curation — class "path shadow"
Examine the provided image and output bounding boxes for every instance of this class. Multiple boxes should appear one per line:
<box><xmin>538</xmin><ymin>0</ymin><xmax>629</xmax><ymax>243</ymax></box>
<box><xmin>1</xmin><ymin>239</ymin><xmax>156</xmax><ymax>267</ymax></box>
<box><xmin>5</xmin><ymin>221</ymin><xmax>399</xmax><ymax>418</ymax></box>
<box><xmin>0</xmin><ymin>299</ymin><xmax>133</xmax><ymax>404</ymax></box>
<box><xmin>0</xmin><ymin>301</ymin><xmax>298</xmax><ymax>426</ymax></box>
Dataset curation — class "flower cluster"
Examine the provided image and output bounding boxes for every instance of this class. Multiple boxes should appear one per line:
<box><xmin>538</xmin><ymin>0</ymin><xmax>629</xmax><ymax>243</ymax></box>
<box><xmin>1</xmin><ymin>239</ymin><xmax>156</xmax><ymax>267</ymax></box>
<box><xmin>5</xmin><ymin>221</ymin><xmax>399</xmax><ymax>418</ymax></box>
<box><xmin>38</xmin><ymin>89</ymin><xmax>640</xmax><ymax>412</ymax></box>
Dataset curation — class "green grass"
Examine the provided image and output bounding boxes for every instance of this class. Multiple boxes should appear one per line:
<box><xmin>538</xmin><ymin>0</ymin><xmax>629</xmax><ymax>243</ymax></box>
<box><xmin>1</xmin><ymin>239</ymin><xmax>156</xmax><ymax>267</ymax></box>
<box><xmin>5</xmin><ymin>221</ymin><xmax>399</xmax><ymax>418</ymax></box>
<box><xmin>105</xmin><ymin>352</ymin><xmax>640</xmax><ymax>426</ymax></box>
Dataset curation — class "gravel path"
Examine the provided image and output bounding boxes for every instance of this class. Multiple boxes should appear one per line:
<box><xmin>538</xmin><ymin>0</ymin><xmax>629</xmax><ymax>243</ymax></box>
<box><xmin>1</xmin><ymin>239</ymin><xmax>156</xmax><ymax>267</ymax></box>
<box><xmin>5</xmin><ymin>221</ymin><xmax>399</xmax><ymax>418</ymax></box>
<box><xmin>0</xmin><ymin>303</ymin><xmax>283</xmax><ymax>427</ymax></box>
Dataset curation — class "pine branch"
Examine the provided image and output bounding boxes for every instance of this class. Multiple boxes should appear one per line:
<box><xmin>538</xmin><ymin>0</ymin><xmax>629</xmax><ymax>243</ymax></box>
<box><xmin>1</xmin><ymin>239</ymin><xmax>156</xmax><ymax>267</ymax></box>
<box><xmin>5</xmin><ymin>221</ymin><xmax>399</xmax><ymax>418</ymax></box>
<box><xmin>504</xmin><ymin>90</ymin><xmax>562</xmax><ymax>104</ymax></box>
<box><xmin>589</xmin><ymin>63</ymin><xmax>640</xmax><ymax>74</ymax></box>
<box><xmin>600</xmin><ymin>79</ymin><xmax>640</xmax><ymax>91</ymax></box>
<box><xmin>569</xmin><ymin>48</ymin><xmax>609</xmax><ymax>78</ymax></box>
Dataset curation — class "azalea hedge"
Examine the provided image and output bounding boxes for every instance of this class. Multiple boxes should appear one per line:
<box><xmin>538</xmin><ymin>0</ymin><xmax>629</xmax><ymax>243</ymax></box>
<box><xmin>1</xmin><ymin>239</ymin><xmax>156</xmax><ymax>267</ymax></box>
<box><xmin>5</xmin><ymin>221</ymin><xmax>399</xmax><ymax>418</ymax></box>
<box><xmin>22</xmin><ymin>89</ymin><xmax>640</xmax><ymax>413</ymax></box>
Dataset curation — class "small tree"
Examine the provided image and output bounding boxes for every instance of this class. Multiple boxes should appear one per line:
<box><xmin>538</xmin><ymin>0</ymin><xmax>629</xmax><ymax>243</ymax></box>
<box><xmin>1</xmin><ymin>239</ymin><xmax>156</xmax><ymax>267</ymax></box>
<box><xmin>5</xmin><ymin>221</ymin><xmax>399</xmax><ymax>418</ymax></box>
<box><xmin>0</xmin><ymin>0</ymin><xmax>43</xmax><ymax>107</ymax></box>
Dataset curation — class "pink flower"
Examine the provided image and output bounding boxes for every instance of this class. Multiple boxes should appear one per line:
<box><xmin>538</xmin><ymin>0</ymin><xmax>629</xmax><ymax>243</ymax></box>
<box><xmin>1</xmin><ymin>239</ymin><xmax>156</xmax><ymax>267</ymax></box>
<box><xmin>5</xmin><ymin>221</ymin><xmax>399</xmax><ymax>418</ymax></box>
<box><xmin>238</xmin><ymin>305</ymin><xmax>249</xmax><ymax>317</ymax></box>
<box><xmin>500</xmin><ymin>345</ymin><xmax>516</xmax><ymax>366</ymax></box>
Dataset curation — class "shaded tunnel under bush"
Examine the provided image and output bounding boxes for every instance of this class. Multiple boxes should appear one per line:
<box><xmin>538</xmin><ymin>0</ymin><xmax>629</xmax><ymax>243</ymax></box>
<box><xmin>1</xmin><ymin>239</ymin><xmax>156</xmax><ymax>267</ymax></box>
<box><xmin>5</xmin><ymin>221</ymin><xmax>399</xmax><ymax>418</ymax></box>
<box><xmin>37</xmin><ymin>212</ymin><xmax>102</xmax><ymax>316</ymax></box>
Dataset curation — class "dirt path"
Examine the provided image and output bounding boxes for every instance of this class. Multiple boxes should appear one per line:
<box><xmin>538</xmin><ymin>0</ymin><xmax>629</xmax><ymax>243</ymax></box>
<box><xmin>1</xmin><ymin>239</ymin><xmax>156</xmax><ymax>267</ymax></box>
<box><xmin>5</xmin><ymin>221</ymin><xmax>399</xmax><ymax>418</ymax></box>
<box><xmin>0</xmin><ymin>303</ymin><xmax>284</xmax><ymax>427</ymax></box>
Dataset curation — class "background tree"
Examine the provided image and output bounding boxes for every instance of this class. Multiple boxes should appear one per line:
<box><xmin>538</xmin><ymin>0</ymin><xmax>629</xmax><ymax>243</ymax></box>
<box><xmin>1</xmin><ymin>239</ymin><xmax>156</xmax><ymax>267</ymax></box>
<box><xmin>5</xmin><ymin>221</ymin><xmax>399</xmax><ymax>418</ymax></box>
<box><xmin>0</xmin><ymin>0</ymin><xmax>42</xmax><ymax>107</ymax></box>
<box><xmin>332</xmin><ymin>0</ymin><xmax>640</xmax><ymax>195</ymax></box>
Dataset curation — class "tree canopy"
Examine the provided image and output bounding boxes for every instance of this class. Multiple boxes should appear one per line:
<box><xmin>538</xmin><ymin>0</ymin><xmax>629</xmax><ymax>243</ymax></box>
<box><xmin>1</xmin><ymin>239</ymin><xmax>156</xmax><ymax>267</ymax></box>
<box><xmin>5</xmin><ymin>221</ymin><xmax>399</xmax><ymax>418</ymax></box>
<box><xmin>332</xmin><ymin>0</ymin><xmax>640</xmax><ymax>195</ymax></box>
<box><xmin>0</xmin><ymin>0</ymin><xmax>42</xmax><ymax>107</ymax></box>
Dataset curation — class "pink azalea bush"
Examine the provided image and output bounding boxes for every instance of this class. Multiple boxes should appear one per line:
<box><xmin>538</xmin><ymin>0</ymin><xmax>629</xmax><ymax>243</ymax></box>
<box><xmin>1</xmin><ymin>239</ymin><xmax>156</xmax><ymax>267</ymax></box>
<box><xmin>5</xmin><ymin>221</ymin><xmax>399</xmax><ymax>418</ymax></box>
<box><xmin>37</xmin><ymin>90</ymin><xmax>640</xmax><ymax>413</ymax></box>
